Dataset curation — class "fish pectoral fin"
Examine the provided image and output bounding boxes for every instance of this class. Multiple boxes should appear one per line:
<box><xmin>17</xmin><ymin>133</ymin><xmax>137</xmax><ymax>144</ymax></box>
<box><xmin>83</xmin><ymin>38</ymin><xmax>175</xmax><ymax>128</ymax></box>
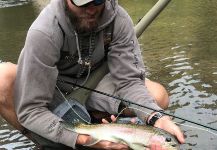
<box><xmin>83</xmin><ymin>137</ymin><xmax>101</xmax><ymax>147</ymax></box>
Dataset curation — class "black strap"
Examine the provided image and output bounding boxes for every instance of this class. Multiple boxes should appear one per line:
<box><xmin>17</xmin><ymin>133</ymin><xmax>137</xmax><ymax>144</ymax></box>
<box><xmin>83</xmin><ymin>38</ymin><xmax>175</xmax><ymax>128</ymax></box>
<box><xmin>146</xmin><ymin>112</ymin><xmax>164</xmax><ymax>126</ymax></box>
<box><xmin>58</xmin><ymin>22</ymin><xmax>65</xmax><ymax>50</ymax></box>
<box><xmin>103</xmin><ymin>19</ymin><xmax>115</xmax><ymax>59</ymax></box>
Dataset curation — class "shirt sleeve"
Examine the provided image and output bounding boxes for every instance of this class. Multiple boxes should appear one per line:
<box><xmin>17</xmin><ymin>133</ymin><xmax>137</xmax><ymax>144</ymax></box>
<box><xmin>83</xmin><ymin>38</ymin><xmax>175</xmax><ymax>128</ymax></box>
<box><xmin>14</xmin><ymin>29</ymin><xmax>78</xmax><ymax>148</ymax></box>
<box><xmin>108</xmin><ymin>9</ymin><xmax>163</xmax><ymax>121</ymax></box>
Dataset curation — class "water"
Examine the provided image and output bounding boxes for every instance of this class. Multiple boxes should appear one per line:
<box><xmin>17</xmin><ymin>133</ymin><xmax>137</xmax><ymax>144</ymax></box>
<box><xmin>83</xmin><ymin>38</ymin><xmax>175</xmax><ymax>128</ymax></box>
<box><xmin>0</xmin><ymin>120</ymin><xmax>34</xmax><ymax>149</ymax></box>
<box><xmin>121</xmin><ymin>0</ymin><xmax>217</xmax><ymax>149</ymax></box>
<box><xmin>0</xmin><ymin>1</ymin><xmax>47</xmax><ymax>149</ymax></box>
<box><xmin>0</xmin><ymin>0</ymin><xmax>217</xmax><ymax>149</ymax></box>
<box><xmin>0</xmin><ymin>0</ymin><xmax>29</xmax><ymax>8</ymax></box>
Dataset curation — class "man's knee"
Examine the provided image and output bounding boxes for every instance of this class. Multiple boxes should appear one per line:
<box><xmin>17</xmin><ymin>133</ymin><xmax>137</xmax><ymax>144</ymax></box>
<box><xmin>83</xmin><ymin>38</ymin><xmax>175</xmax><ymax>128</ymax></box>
<box><xmin>0</xmin><ymin>62</ymin><xmax>17</xmax><ymax>79</ymax></box>
<box><xmin>145</xmin><ymin>79</ymin><xmax>169</xmax><ymax>109</ymax></box>
<box><xmin>0</xmin><ymin>62</ymin><xmax>17</xmax><ymax>106</ymax></box>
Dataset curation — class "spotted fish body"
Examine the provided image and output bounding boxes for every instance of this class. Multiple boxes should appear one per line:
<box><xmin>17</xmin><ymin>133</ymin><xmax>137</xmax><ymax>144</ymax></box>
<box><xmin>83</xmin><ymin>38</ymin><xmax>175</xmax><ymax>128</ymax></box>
<box><xmin>60</xmin><ymin>122</ymin><xmax>179</xmax><ymax>150</ymax></box>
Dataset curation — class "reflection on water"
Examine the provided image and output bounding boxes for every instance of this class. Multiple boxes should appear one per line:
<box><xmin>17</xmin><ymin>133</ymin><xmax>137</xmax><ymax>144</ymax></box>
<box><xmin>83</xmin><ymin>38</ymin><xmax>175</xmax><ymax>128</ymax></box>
<box><xmin>163</xmin><ymin>45</ymin><xmax>217</xmax><ymax>149</ymax></box>
<box><xmin>0</xmin><ymin>120</ymin><xmax>35</xmax><ymax>149</ymax></box>
<box><xmin>0</xmin><ymin>0</ymin><xmax>29</xmax><ymax>8</ymax></box>
<box><xmin>0</xmin><ymin>0</ymin><xmax>217</xmax><ymax>149</ymax></box>
<box><xmin>0</xmin><ymin>1</ymin><xmax>38</xmax><ymax>62</ymax></box>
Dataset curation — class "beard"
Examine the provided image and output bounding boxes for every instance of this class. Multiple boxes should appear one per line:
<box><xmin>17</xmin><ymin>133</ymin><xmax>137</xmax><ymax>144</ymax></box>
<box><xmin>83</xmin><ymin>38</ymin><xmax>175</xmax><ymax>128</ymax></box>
<box><xmin>68</xmin><ymin>11</ymin><xmax>99</xmax><ymax>33</ymax></box>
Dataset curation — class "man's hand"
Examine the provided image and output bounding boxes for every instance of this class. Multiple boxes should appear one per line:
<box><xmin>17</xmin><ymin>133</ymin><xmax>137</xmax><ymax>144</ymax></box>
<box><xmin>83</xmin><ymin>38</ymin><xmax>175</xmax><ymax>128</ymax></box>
<box><xmin>154</xmin><ymin>115</ymin><xmax>185</xmax><ymax>144</ymax></box>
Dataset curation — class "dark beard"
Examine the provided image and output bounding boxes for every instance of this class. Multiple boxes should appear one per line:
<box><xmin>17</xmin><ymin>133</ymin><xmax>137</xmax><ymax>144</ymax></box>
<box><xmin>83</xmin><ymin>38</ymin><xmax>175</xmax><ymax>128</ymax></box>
<box><xmin>67</xmin><ymin>10</ymin><xmax>98</xmax><ymax>33</ymax></box>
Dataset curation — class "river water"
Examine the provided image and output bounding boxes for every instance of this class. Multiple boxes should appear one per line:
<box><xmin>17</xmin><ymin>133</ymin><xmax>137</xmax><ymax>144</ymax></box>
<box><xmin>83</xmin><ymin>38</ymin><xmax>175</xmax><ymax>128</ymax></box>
<box><xmin>0</xmin><ymin>0</ymin><xmax>217</xmax><ymax>149</ymax></box>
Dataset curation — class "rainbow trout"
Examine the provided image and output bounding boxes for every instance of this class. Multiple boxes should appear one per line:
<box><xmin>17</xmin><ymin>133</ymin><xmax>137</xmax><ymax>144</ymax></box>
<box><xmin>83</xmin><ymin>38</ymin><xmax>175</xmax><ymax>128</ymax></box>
<box><xmin>60</xmin><ymin>121</ymin><xmax>179</xmax><ymax>150</ymax></box>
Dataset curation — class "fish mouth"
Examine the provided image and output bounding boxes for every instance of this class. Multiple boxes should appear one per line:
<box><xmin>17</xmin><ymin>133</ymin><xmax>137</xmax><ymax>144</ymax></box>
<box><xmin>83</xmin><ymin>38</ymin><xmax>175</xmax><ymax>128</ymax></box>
<box><xmin>166</xmin><ymin>141</ymin><xmax>180</xmax><ymax>150</ymax></box>
<box><xmin>171</xmin><ymin>143</ymin><xmax>179</xmax><ymax>149</ymax></box>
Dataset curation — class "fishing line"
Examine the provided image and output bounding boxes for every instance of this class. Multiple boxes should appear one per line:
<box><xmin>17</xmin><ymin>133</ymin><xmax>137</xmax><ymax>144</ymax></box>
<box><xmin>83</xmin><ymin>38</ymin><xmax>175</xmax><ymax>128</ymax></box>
<box><xmin>118</xmin><ymin>106</ymin><xmax>217</xmax><ymax>136</ymax></box>
<box><xmin>174</xmin><ymin>122</ymin><xmax>217</xmax><ymax>136</ymax></box>
<box><xmin>65</xmin><ymin>81</ymin><xmax>217</xmax><ymax>132</ymax></box>
<box><xmin>55</xmin><ymin>85</ymin><xmax>91</xmax><ymax>124</ymax></box>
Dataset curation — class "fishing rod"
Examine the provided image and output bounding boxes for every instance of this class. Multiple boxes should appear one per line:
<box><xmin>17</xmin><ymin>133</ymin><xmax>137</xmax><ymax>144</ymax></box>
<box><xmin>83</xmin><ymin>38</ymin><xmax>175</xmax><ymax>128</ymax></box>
<box><xmin>67</xmin><ymin>81</ymin><xmax>217</xmax><ymax>132</ymax></box>
<box><xmin>134</xmin><ymin>0</ymin><xmax>171</xmax><ymax>37</ymax></box>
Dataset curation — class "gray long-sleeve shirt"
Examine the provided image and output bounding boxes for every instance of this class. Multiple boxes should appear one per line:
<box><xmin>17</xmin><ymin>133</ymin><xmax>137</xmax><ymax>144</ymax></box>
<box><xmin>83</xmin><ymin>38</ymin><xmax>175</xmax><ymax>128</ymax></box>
<box><xmin>14</xmin><ymin>0</ymin><xmax>162</xmax><ymax>148</ymax></box>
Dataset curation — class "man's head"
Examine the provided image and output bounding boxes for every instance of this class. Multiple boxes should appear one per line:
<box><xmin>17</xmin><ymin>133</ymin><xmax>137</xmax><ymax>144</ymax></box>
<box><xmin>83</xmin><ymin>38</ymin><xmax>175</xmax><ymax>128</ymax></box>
<box><xmin>66</xmin><ymin>0</ymin><xmax>106</xmax><ymax>33</ymax></box>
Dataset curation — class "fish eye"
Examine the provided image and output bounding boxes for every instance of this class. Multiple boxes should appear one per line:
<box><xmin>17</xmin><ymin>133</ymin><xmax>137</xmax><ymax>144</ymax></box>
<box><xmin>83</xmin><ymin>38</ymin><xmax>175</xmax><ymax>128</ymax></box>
<box><xmin>165</xmin><ymin>137</ymin><xmax>172</xmax><ymax>142</ymax></box>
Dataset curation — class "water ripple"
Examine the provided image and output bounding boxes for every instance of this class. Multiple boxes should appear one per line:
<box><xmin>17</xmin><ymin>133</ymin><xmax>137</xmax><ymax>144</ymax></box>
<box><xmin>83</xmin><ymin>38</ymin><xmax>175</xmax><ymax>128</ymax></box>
<box><xmin>0</xmin><ymin>123</ymin><xmax>35</xmax><ymax>150</ymax></box>
<box><xmin>0</xmin><ymin>0</ymin><xmax>29</xmax><ymax>8</ymax></box>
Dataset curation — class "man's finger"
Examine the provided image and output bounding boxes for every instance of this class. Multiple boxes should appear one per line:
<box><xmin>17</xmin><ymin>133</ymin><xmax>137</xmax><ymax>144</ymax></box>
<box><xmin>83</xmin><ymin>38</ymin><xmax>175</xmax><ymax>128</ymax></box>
<box><xmin>102</xmin><ymin>115</ymin><xmax>116</xmax><ymax>124</ymax></box>
<box><xmin>130</xmin><ymin>117</ymin><xmax>136</xmax><ymax>124</ymax></box>
<box><xmin>150</xmin><ymin>143</ymin><xmax>163</xmax><ymax>150</ymax></box>
<box><xmin>110</xmin><ymin>115</ymin><xmax>117</xmax><ymax>122</ymax></box>
<box><xmin>102</xmin><ymin>118</ymin><xmax>109</xmax><ymax>124</ymax></box>
<box><xmin>174</xmin><ymin>128</ymin><xmax>185</xmax><ymax>144</ymax></box>
<box><xmin>105</xmin><ymin>143</ymin><xmax>129</xmax><ymax>150</ymax></box>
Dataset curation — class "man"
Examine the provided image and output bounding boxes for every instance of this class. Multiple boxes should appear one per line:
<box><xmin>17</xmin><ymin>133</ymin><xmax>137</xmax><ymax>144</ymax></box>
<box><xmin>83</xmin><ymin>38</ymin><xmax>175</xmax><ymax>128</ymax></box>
<box><xmin>0</xmin><ymin>0</ymin><xmax>184</xmax><ymax>149</ymax></box>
